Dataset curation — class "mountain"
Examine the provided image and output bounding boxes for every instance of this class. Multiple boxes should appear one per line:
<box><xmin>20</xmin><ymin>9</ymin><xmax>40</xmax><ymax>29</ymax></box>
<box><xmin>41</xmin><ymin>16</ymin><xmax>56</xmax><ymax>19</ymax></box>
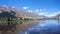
<box><xmin>54</xmin><ymin>14</ymin><xmax>60</xmax><ymax>18</ymax></box>
<box><xmin>0</xmin><ymin>6</ymin><xmax>44</xmax><ymax>19</ymax></box>
<box><xmin>50</xmin><ymin>13</ymin><xmax>60</xmax><ymax>20</ymax></box>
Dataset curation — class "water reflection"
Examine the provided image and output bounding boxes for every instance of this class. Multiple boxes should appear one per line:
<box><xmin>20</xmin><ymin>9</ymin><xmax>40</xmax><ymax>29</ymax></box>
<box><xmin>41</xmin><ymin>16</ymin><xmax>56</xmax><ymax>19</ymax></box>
<box><xmin>0</xmin><ymin>21</ymin><xmax>24</xmax><ymax>34</ymax></box>
<box><xmin>0</xmin><ymin>20</ymin><xmax>60</xmax><ymax>34</ymax></box>
<box><xmin>19</xmin><ymin>20</ymin><xmax>60</xmax><ymax>34</ymax></box>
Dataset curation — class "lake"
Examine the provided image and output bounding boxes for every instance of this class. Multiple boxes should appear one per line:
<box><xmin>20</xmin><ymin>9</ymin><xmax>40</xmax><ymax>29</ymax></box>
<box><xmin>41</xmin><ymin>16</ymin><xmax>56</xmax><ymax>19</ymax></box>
<box><xmin>19</xmin><ymin>20</ymin><xmax>60</xmax><ymax>34</ymax></box>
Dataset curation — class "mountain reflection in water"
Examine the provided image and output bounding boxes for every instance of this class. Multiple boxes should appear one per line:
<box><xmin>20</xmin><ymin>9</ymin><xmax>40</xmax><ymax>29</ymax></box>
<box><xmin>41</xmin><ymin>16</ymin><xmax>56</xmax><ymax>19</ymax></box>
<box><xmin>19</xmin><ymin>20</ymin><xmax>60</xmax><ymax>34</ymax></box>
<box><xmin>0</xmin><ymin>21</ymin><xmax>23</xmax><ymax>34</ymax></box>
<box><xmin>0</xmin><ymin>20</ymin><xmax>40</xmax><ymax>34</ymax></box>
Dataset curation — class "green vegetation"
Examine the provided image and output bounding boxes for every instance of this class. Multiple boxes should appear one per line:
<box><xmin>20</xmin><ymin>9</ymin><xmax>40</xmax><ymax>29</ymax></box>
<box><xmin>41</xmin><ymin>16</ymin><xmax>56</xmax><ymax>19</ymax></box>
<box><xmin>0</xmin><ymin>17</ymin><xmax>60</xmax><ymax>28</ymax></box>
<box><xmin>0</xmin><ymin>18</ymin><xmax>34</xmax><ymax>27</ymax></box>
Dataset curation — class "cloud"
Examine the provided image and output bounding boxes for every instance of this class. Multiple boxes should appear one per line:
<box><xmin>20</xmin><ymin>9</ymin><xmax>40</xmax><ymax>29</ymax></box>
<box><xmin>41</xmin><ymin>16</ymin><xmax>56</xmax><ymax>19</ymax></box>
<box><xmin>23</xmin><ymin>6</ymin><xmax>29</xmax><ymax>9</ymax></box>
<box><xmin>35</xmin><ymin>10</ymin><xmax>39</xmax><ymax>12</ymax></box>
<box><xmin>39</xmin><ymin>13</ymin><xmax>45</xmax><ymax>15</ymax></box>
<box><xmin>12</xmin><ymin>6</ymin><xmax>16</xmax><ymax>8</ymax></box>
<box><xmin>3</xmin><ymin>5</ymin><xmax>6</xmax><ymax>7</ymax></box>
<box><xmin>3</xmin><ymin>5</ymin><xmax>8</xmax><ymax>9</ymax></box>
<box><xmin>39</xmin><ymin>12</ymin><xmax>57</xmax><ymax>17</ymax></box>
<box><xmin>35</xmin><ymin>9</ymin><xmax>46</xmax><ymax>12</ymax></box>
<box><xmin>40</xmin><ymin>9</ymin><xmax>42</xmax><ymax>11</ymax></box>
<box><xmin>58</xmin><ymin>11</ymin><xmax>60</xmax><ymax>13</ymax></box>
<box><xmin>38</xmin><ymin>11</ymin><xmax>60</xmax><ymax>17</ymax></box>
<box><xmin>28</xmin><ymin>10</ymin><xmax>32</xmax><ymax>12</ymax></box>
<box><xmin>45</xmin><ymin>13</ymin><xmax>57</xmax><ymax>17</ymax></box>
<box><xmin>45</xmin><ymin>14</ymin><xmax>55</xmax><ymax>17</ymax></box>
<box><xmin>43</xmin><ymin>9</ymin><xmax>46</xmax><ymax>11</ymax></box>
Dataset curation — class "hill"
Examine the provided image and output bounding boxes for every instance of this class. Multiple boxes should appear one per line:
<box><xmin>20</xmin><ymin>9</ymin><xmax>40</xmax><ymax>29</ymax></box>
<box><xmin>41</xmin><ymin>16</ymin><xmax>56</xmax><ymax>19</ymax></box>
<box><xmin>0</xmin><ymin>6</ymin><xmax>44</xmax><ymax>19</ymax></box>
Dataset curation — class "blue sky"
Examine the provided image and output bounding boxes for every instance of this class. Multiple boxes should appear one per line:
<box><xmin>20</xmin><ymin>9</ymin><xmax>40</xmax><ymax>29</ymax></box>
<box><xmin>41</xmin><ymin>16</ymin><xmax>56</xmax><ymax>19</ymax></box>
<box><xmin>0</xmin><ymin>0</ymin><xmax>60</xmax><ymax>17</ymax></box>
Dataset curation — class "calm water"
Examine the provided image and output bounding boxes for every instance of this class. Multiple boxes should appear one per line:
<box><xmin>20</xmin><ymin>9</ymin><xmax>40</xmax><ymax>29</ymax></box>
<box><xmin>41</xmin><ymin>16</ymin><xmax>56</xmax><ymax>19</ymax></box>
<box><xmin>19</xmin><ymin>20</ymin><xmax>60</xmax><ymax>34</ymax></box>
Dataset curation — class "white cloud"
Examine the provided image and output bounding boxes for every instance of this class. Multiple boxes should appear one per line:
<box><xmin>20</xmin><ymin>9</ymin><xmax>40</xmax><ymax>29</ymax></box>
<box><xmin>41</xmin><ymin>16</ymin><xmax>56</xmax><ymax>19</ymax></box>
<box><xmin>35</xmin><ymin>9</ymin><xmax>46</xmax><ymax>12</ymax></box>
<box><xmin>3</xmin><ymin>5</ymin><xmax>6</xmax><ymax>7</ymax></box>
<box><xmin>35</xmin><ymin>10</ymin><xmax>39</xmax><ymax>11</ymax></box>
<box><xmin>28</xmin><ymin>10</ymin><xmax>32</xmax><ymax>12</ymax></box>
<box><xmin>40</xmin><ymin>9</ymin><xmax>42</xmax><ymax>11</ymax></box>
<box><xmin>45</xmin><ymin>15</ymin><xmax>53</xmax><ymax>17</ymax></box>
<box><xmin>43</xmin><ymin>9</ymin><xmax>46</xmax><ymax>10</ymax></box>
<box><xmin>12</xmin><ymin>6</ymin><xmax>16</xmax><ymax>8</ymax></box>
<box><xmin>23</xmin><ymin>6</ymin><xmax>29</xmax><ymax>9</ymax></box>
<box><xmin>58</xmin><ymin>11</ymin><xmax>60</xmax><ymax>13</ymax></box>
<box><xmin>3</xmin><ymin>5</ymin><xmax>8</xmax><ymax>9</ymax></box>
<box><xmin>39</xmin><ymin>13</ymin><xmax>45</xmax><ymax>15</ymax></box>
<box><xmin>38</xmin><ymin>11</ymin><xmax>60</xmax><ymax>17</ymax></box>
<box><xmin>45</xmin><ymin>13</ymin><xmax>57</xmax><ymax>17</ymax></box>
<box><xmin>39</xmin><ymin>12</ymin><xmax>57</xmax><ymax>17</ymax></box>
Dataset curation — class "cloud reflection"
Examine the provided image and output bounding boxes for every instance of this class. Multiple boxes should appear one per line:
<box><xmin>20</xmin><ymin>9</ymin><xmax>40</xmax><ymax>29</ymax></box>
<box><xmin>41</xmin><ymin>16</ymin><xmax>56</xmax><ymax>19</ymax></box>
<box><xmin>29</xmin><ymin>28</ymin><xmax>34</xmax><ymax>30</ymax></box>
<box><xmin>39</xmin><ymin>24</ymin><xmax>46</xmax><ymax>26</ymax></box>
<box><xmin>24</xmin><ymin>32</ymin><xmax>28</xmax><ymax>34</ymax></box>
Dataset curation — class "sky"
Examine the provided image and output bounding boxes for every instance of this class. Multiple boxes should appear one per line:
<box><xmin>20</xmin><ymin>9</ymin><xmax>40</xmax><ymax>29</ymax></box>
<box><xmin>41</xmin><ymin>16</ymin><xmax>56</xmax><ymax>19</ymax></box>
<box><xmin>0</xmin><ymin>0</ymin><xmax>60</xmax><ymax>17</ymax></box>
